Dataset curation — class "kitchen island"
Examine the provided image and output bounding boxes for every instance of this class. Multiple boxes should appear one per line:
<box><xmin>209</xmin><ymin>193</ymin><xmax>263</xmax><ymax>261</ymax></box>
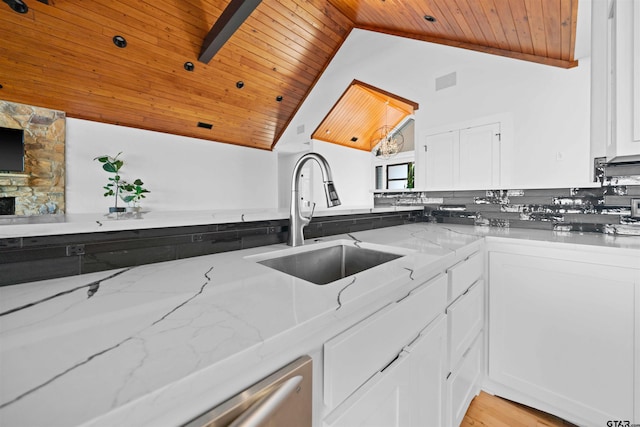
<box><xmin>1</xmin><ymin>223</ymin><xmax>639</xmax><ymax>427</ymax></box>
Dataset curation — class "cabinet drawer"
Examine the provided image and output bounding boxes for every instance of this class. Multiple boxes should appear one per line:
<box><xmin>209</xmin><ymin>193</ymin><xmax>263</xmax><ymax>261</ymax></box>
<box><xmin>324</xmin><ymin>274</ymin><xmax>447</xmax><ymax>409</ymax></box>
<box><xmin>448</xmin><ymin>251</ymin><xmax>483</xmax><ymax>302</ymax></box>
<box><xmin>447</xmin><ymin>280</ymin><xmax>484</xmax><ymax>370</ymax></box>
<box><xmin>447</xmin><ymin>331</ymin><xmax>483</xmax><ymax>427</ymax></box>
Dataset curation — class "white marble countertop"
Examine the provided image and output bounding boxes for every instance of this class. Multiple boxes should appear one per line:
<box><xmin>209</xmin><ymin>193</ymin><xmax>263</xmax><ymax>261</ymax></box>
<box><xmin>1</xmin><ymin>223</ymin><xmax>638</xmax><ymax>427</ymax></box>
<box><xmin>0</xmin><ymin>206</ymin><xmax>421</xmax><ymax>238</ymax></box>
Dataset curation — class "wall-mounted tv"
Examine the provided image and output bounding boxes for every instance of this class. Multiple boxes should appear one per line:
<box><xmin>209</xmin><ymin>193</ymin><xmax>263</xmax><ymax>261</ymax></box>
<box><xmin>0</xmin><ymin>127</ymin><xmax>25</xmax><ymax>172</ymax></box>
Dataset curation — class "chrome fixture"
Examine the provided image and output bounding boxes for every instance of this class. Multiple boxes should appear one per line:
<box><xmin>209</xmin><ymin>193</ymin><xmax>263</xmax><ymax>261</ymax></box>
<box><xmin>288</xmin><ymin>152</ymin><xmax>340</xmax><ymax>246</ymax></box>
<box><xmin>370</xmin><ymin>101</ymin><xmax>404</xmax><ymax>159</ymax></box>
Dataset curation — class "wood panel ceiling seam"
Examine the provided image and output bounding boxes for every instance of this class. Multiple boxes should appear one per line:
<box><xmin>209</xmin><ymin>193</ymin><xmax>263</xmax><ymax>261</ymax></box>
<box><xmin>270</xmin><ymin>23</ymin><xmax>355</xmax><ymax>150</ymax></box>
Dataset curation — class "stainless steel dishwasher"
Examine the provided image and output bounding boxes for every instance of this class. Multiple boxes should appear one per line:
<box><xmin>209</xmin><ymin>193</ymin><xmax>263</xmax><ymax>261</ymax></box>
<box><xmin>182</xmin><ymin>356</ymin><xmax>312</xmax><ymax>427</ymax></box>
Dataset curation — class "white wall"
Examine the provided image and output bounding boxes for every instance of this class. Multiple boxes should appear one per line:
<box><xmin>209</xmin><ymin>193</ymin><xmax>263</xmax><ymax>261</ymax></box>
<box><xmin>277</xmin><ymin>141</ymin><xmax>373</xmax><ymax>211</ymax></box>
<box><xmin>66</xmin><ymin>119</ymin><xmax>279</xmax><ymax>214</ymax></box>
<box><xmin>276</xmin><ymin>27</ymin><xmax>593</xmax><ymax>189</ymax></box>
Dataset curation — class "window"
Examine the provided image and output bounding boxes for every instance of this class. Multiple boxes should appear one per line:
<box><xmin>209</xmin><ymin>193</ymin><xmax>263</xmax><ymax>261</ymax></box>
<box><xmin>376</xmin><ymin>162</ymin><xmax>414</xmax><ymax>190</ymax></box>
<box><xmin>387</xmin><ymin>163</ymin><xmax>412</xmax><ymax>189</ymax></box>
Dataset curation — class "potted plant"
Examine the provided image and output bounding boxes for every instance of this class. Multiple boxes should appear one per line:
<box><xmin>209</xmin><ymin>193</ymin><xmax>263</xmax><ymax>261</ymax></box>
<box><xmin>94</xmin><ymin>152</ymin><xmax>128</xmax><ymax>213</ymax></box>
<box><xmin>121</xmin><ymin>179</ymin><xmax>150</xmax><ymax>212</ymax></box>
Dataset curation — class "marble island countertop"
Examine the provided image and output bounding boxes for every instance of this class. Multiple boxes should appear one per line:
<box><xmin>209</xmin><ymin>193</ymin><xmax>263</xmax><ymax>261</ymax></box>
<box><xmin>1</xmin><ymin>223</ymin><xmax>639</xmax><ymax>427</ymax></box>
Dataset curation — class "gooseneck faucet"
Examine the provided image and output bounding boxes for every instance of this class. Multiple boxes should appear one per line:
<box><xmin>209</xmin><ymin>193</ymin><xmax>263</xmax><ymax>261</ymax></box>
<box><xmin>288</xmin><ymin>152</ymin><xmax>341</xmax><ymax>246</ymax></box>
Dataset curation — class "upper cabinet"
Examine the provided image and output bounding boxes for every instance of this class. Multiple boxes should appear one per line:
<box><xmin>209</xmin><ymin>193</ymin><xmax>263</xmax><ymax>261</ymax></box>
<box><xmin>420</xmin><ymin>122</ymin><xmax>501</xmax><ymax>191</ymax></box>
<box><xmin>416</xmin><ymin>115</ymin><xmax>508</xmax><ymax>191</ymax></box>
<box><xmin>593</xmin><ymin>0</ymin><xmax>640</xmax><ymax>160</ymax></box>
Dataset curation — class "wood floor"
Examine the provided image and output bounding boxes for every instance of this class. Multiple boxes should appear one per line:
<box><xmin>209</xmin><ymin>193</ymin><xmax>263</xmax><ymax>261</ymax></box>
<box><xmin>462</xmin><ymin>391</ymin><xmax>578</xmax><ymax>427</ymax></box>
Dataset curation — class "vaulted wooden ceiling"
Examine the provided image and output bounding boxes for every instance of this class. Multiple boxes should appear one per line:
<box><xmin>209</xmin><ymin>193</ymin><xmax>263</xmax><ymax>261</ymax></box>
<box><xmin>0</xmin><ymin>0</ymin><xmax>579</xmax><ymax>151</ymax></box>
<box><xmin>312</xmin><ymin>80</ymin><xmax>418</xmax><ymax>151</ymax></box>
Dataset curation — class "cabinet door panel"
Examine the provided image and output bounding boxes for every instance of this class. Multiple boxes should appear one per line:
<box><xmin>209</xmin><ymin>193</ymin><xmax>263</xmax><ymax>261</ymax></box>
<box><xmin>447</xmin><ymin>332</ymin><xmax>483</xmax><ymax>427</ymax></box>
<box><xmin>424</xmin><ymin>131</ymin><xmax>457</xmax><ymax>189</ymax></box>
<box><xmin>458</xmin><ymin>123</ymin><xmax>500</xmax><ymax>188</ymax></box>
<box><xmin>489</xmin><ymin>252</ymin><xmax>635</xmax><ymax>424</ymax></box>
<box><xmin>324</xmin><ymin>274</ymin><xmax>446</xmax><ymax>409</ymax></box>
<box><xmin>409</xmin><ymin>315</ymin><xmax>447</xmax><ymax>427</ymax></box>
<box><xmin>323</xmin><ymin>350</ymin><xmax>413</xmax><ymax>427</ymax></box>
<box><xmin>447</xmin><ymin>280</ymin><xmax>484</xmax><ymax>371</ymax></box>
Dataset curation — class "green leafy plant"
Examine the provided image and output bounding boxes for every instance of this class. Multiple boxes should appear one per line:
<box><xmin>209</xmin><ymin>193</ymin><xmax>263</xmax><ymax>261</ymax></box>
<box><xmin>121</xmin><ymin>179</ymin><xmax>150</xmax><ymax>207</ymax></box>
<box><xmin>407</xmin><ymin>162</ymin><xmax>415</xmax><ymax>189</ymax></box>
<box><xmin>94</xmin><ymin>152</ymin><xmax>149</xmax><ymax>212</ymax></box>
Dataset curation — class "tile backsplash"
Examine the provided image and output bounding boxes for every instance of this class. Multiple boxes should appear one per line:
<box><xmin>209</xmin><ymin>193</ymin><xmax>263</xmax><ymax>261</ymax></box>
<box><xmin>374</xmin><ymin>185</ymin><xmax>640</xmax><ymax>236</ymax></box>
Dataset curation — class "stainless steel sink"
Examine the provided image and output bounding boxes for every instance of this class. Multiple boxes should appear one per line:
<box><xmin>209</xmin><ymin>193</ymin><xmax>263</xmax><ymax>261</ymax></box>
<box><xmin>252</xmin><ymin>240</ymin><xmax>406</xmax><ymax>285</ymax></box>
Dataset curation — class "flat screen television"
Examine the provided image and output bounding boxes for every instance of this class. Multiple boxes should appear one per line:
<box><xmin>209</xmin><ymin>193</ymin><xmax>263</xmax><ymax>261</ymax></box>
<box><xmin>0</xmin><ymin>127</ymin><xmax>25</xmax><ymax>172</ymax></box>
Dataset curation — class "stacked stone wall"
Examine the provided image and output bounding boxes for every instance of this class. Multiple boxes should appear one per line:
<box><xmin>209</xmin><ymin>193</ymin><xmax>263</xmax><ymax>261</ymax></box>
<box><xmin>0</xmin><ymin>100</ymin><xmax>65</xmax><ymax>215</ymax></box>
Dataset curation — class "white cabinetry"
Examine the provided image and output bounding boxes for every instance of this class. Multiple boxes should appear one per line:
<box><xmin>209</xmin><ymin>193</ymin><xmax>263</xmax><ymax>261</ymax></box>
<box><xmin>323</xmin><ymin>315</ymin><xmax>447</xmax><ymax>427</ymax></box>
<box><xmin>323</xmin><ymin>274</ymin><xmax>447</xmax><ymax>426</ymax></box>
<box><xmin>594</xmin><ymin>0</ymin><xmax>640</xmax><ymax>159</ymax></box>
<box><xmin>420</xmin><ymin>122</ymin><xmax>501</xmax><ymax>190</ymax></box>
<box><xmin>445</xmin><ymin>252</ymin><xmax>485</xmax><ymax>427</ymax></box>
<box><xmin>488</xmin><ymin>243</ymin><xmax>640</xmax><ymax>426</ymax></box>
<box><xmin>322</xmin><ymin>249</ymin><xmax>486</xmax><ymax>427</ymax></box>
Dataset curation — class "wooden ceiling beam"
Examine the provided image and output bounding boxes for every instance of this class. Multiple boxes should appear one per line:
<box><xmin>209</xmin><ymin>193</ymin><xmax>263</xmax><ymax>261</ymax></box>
<box><xmin>198</xmin><ymin>0</ymin><xmax>262</xmax><ymax>63</ymax></box>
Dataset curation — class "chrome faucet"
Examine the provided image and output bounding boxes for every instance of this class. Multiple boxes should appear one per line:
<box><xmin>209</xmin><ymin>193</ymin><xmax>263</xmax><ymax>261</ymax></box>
<box><xmin>288</xmin><ymin>152</ymin><xmax>341</xmax><ymax>246</ymax></box>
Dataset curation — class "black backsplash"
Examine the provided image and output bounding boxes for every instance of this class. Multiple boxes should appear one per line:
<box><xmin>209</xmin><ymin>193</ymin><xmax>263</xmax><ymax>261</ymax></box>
<box><xmin>0</xmin><ymin>210</ymin><xmax>422</xmax><ymax>286</ymax></box>
<box><xmin>374</xmin><ymin>185</ymin><xmax>640</xmax><ymax>235</ymax></box>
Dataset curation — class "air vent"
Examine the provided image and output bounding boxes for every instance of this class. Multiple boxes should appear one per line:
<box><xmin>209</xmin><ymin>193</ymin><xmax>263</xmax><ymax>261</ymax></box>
<box><xmin>435</xmin><ymin>72</ymin><xmax>457</xmax><ymax>91</ymax></box>
<box><xmin>197</xmin><ymin>122</ymin><xmax>213</xmax><ymax>129</ymax></box>
<box><xmin>350</xmin><ymin>136</ymin><xmax>358</xmax><ymax>142</ymax></box>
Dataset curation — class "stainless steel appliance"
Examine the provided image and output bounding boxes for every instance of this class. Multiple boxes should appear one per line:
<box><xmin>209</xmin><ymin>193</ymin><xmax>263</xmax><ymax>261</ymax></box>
<box><xmin>183</xmin><ymin>356</ymin><xmax>312</xmax><ymax>427</ymax></box>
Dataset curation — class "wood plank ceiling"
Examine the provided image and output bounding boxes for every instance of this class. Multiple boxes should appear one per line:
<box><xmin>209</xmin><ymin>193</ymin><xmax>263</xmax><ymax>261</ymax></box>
<box><xmin>0</xmin><ymin>0</ymin><xmax>578</xmax><ymax>151</ymax></box>
<box><xmin>312</xmin><ymin>80</ymin><xmax>418</xmax><ymax>151</ymax></box>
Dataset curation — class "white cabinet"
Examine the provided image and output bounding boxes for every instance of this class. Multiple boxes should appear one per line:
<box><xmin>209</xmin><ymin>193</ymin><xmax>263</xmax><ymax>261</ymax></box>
<box><xmin>447</xmin><ymin>332</ymin><xmax>483</xmax><ymax>427</ymax></box>
<box><xmin>608</xmin><ymin>0</ymin><xmax>640</xmax><ymax>156</ymax></box>
<box><xmin>323</xmin><ymin>315</ymin><xmax>447</xmax><ymax>427</ymax></box>
<box><xmin>323</xmin><ymin>274</ymin><xmax>447</xmax><ymax>409</ymax></box>
<box><xmin>323</xmin><ymin>249</ymin><xmax>487</xmax><ymax>427</ymax></box>
<box><xmin>488</xmin><ymin>247</ymin><xmax>639</xmax><ymax>426</ymax></box>
<box><xmin>445</xmin><ymin>252</ymin><xmax>485</xmax><ymax>427</ymax></box>
<box><xmin>593</xmin><ymin>0</ymin><xmax>640</xmax><ymax>159</ymax></box>
<box><xmin>423</xmin><ymin>130</ymin><xmax>456</xmax><ymax>189</ymax></box>
<box><xmin>420</xmin><ymin>122</ymin><xmax>501</xmax><ymax>190</ymax></box>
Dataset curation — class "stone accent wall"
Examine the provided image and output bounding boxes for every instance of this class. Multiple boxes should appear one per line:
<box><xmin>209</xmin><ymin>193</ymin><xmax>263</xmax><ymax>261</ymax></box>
<box><xmin>0</xmin><ymin>100</ymin><xmax>65</xmax><ymax>215</ymax></box>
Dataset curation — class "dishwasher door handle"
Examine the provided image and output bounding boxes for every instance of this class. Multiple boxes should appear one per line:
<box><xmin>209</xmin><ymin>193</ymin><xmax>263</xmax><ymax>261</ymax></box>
<box><xmin>230</xmin><ymin>375</ymin><xmax>303</xmax><ymax>427</ymax></box>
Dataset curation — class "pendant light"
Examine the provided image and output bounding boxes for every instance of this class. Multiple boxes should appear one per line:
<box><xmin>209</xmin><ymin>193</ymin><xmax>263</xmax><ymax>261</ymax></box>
<box><xmin>370</xmin><ymin>101</ymin><xmax>404</xmax><ymax>159</ymax></box>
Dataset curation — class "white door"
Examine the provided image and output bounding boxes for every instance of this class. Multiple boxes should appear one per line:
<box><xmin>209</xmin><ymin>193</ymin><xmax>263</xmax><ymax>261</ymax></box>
<box><xmin>489</xmin><ymin>251</ymin><xmax>636</xmax><ymax>425</ymax></box>
<box><xmin>424</xmin><ymin>130</ymin><xmax>457</xmax><ymax>189</ymax></box>
<box><xmin>458</xmin><ymin>123</ymin><xmax>500</xmax><ymax>188</ymax></box>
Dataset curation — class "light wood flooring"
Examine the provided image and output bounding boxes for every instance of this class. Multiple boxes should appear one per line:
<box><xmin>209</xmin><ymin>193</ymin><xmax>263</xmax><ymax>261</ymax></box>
<box><xmin>462</xmin><ymin>391</ymin><xmax>578</xmax><ymax>427</ymax></box>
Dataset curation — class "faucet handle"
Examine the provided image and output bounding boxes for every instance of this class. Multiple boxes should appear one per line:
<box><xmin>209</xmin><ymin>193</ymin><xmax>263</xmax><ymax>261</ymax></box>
<box><xmin>307</xmin><ymin>202</ymin><xmax>316</xmax><ymax>220</ymax></box>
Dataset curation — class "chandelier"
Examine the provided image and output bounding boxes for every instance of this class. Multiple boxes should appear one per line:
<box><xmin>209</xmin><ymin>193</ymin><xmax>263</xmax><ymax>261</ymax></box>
<box><xmin>370</xmin><ymin>102</ymin><xmax>404</xmax><ymax>159</ymax></box>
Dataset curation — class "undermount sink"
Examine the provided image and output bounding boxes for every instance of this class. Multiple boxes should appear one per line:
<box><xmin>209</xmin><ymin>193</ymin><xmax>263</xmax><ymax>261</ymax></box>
<box><xmin>249</xmin><ymin>240</ymin><xmax>409</xmax><ymax>285</ymax></box>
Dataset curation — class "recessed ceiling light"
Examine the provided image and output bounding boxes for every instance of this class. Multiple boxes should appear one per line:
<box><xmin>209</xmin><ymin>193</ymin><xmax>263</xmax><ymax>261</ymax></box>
<box><xmin>184</xmin><ymin>62</ymin><xmax>195</xmax><ymax>71</ymax></box>
<box><xmin>350</xmin><ymin>137</ymin><xmax>358</xmax><ymax>142</ymax></box>
<box><xmin>276</xmin><ymin>95</ymin><xmax>283</xmax><ymax>102</ymax></box>
<box><xmin>236</xmin><ymin>81</ymin><xmax>244</xmax><ymax>89</ymax></box>
<box><xmin>112</xmin><ymin>35</ymin><xmax>127</xmax><ymax>48</ymax></box>
<box><xmin>424</xmin><ymin>15</ymin><xmax>436</xmax><ymax>23</ymax></box>
<box><xmin>3</xmin><ymin>0</ymin><xmax>28</xmax><ymax>13</ymax></box>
